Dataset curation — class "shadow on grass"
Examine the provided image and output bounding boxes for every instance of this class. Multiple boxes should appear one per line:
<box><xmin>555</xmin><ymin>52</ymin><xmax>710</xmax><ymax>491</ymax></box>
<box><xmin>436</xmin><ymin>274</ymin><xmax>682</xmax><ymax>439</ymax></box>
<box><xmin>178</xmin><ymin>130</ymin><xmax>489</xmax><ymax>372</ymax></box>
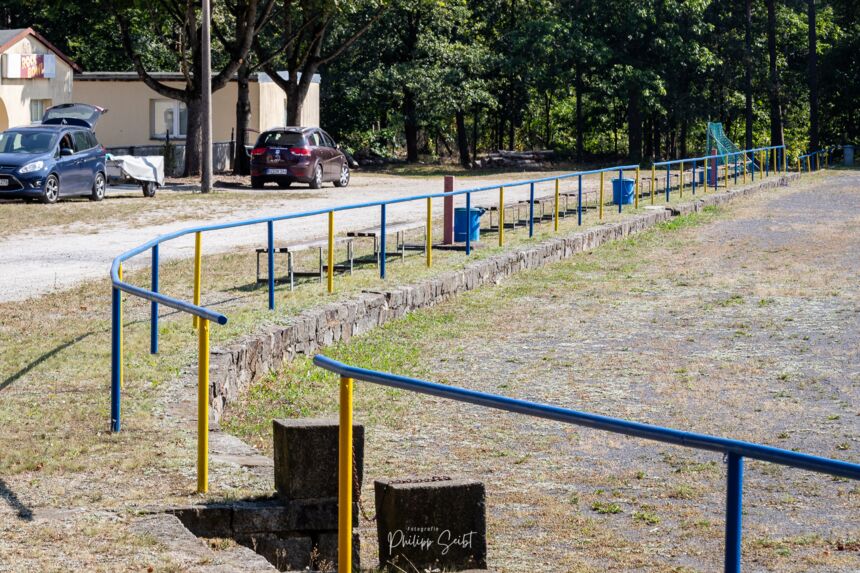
<box><xmin>0</xmin><ymin>477</ymin><xmax>33</xmax><ymax>521</ymax></box>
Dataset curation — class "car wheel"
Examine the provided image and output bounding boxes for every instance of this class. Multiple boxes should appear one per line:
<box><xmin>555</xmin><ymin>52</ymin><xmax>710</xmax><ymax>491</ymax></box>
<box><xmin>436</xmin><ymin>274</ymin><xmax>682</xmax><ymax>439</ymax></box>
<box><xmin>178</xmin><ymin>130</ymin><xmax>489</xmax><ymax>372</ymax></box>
<box><xmin>251</xmin><ymin>176</ymin><xmax>265</xmax><ymax>189</ymax></box>
<box><xmin>90</xmin><ymin>172</ymin><xmax>106</xmax><ymax>201</ymax></box>
<box><xmin>334</xmin><ymin>161</ymin><xmax>350</xmax><ymax>188</ymax></box>
<box><xmin>277</xmin><ymin>180</ymin><xmax>292</xmax><ymax>189</ymax></box>
<box><xmin>309</xmin><ymin>164</ymin><xmax>323</xmax><ymax>189</ymax></box>
<box><xmin>142</xmin><ymin>181</ymin><xmax>157</xmax><ymax>197</ymax></box>
<box><xmin>41</xmin><ymin>175</ymin><xmax>60</xmax><ymax>204</ymax></box>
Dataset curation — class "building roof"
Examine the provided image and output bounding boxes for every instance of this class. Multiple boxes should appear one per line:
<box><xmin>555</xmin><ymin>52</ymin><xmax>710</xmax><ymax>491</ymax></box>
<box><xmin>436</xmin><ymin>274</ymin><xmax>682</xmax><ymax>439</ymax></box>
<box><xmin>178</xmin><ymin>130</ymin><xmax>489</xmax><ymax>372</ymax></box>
<box><xmin>0</xmin><ymin>28</ymin><xmax>82</xmax><ymax>72</ymax></box>
<box><xmin>75</xmin><ymin>70</ymin><xmax>321</xmax><ymax>84</ymax></box>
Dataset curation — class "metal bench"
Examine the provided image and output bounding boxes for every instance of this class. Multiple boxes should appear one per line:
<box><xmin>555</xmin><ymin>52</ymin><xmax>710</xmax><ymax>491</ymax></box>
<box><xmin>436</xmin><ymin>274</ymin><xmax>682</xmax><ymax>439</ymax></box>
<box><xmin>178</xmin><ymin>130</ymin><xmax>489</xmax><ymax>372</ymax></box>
<box><xmin>347</xmin><ymin>220</ymin><xmax>426</xmax><ymax>265</ymax></box>
<box><xmin>256</xmin><ymin>236</ymin><xmax>354</xmax><ymax>290</ymax></box>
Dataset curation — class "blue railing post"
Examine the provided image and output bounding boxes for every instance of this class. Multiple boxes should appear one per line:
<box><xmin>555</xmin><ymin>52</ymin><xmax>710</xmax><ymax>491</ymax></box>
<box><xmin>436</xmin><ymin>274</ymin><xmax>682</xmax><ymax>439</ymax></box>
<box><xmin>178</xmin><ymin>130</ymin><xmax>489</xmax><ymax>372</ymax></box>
<box><xmin>724</xmin><ymin>453</ymin><xmax>744</xmax><ymax>573</ymax></box>
<box><xmin>765</xmin><ymin>149</ymin><xmax>769</xmax><ymax>176</ymax></box>
<box><xmin>577</xmin><ymin>175</ymin><xmax>583</xmax><ymax>226</ymax></box>
<box><xmin>665</xmin><ymin>165</ymin><xmax>670</xmax><ymax>202</ymax></box>
<box><xmin>150</xmin><ymin>245</ymin><xmax>159</xmax><ymax>355</ymax></box>
<box><xmin>528</xmin><ymin>182</ymin><xmax>535</xmax><ymax>237</ymax></box>
<box><xmin>751</xmin><ymin>152</ymin><xmax>755</xmax><ymax>182</ymax></box>
<box><xmin>111</xmin><ymin>286</ymin><xmax>121</xmax><ymax>432</ymax></box>
<box><xmin>734</xmin><ymin>155</ymin><xmax>738</xmax><ymax>185</ymax></box>
<box><xmin>380</xmin><ymin>204</ymin><xmax>386</xmax><ymax>279</ymax></box>
<box><xmin>267</xmin><ymin>221</ymin><xmax>275</xmax><ymax>311</ymax></box>
<box><xmin>465</xmin><ymin>192</ymin><xmax>472</xmax><ymax>255</ymax></box>
<box><xmin>714</xmin><ymin>155</ymin><xmax>719</xmax><ymax>191</ymax></box>
<box><xmin>692</xmin><ymin>161</ymin><xmax>697</xmax><ymax>195</ymax></box>
<box><xmin>618</xmin><ymin>169</ymin><xmax>624</xmax><ymax>213</ymax></box>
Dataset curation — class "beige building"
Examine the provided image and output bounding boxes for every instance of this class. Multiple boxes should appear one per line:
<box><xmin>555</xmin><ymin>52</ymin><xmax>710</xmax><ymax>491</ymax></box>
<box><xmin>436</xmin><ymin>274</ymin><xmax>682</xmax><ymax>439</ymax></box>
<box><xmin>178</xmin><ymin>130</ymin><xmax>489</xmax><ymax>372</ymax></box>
<box><xmin>0</xmin><ymin>28</ymin><xmax>321</xmax><ymax>151</ymax></box>
<box><xmin>74</xmin><ymin>71</ymin><xmax>320</xmax><ymax>148</ymax></box>
<box><xmin>0</xmin><ymin>28</ymin><xmax>78</xmax><ymax>131</ymax></box>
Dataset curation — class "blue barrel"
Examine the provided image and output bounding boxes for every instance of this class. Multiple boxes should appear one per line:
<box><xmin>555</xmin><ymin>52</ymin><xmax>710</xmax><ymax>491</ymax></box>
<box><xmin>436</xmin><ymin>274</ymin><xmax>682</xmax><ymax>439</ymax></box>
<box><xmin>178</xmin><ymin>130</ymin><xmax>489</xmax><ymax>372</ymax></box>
<box><xmin>454</xmin><ymin>207</ymin><xmax>483</xmax><ymax>242</ymax></box>
<box><xmin>697</xmin><ymin>170</ymin><xmax>705</xmax><ymax>184</ymax></box>
<box><xmin>612</xmin><ymin>178</ymin><xmax>634</xmax><ymax>205</ymax></box>
<box><xmin>844</xmin><ymin>145</ymin><xmax>854</xmax><ymax>167</ymax></box>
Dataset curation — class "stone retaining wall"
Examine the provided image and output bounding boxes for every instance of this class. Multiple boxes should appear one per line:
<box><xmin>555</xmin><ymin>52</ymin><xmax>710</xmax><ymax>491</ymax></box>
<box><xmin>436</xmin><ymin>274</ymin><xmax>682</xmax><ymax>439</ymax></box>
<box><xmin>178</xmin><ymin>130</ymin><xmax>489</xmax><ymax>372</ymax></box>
<box><xmin>208</xmin><ymin>174</ymin><xmax>798</xmax><ymax>424</ymax></box>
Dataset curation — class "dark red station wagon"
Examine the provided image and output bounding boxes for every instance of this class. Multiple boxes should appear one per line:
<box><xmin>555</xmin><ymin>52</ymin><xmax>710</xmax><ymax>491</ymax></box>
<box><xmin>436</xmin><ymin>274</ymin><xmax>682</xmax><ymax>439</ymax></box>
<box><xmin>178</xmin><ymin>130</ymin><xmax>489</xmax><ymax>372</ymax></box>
<box><xmin>250</xmin><ymin>126</ymin><xmax>350</xmax><ymax>189</ymax></box>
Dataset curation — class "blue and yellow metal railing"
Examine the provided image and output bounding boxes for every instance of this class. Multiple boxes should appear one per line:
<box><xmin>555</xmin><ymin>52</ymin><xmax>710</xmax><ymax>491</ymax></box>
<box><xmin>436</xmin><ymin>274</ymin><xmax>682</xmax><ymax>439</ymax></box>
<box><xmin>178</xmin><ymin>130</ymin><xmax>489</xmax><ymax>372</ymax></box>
<box><xmin>798</xmin><ymin>146</ymin><xmax>839</xmax><ymax>173</ymax></box>
<box><xmin>313</xmin><ymin>355</ymin><xmax>860</xmax><ymax>573</ymax></box>
<box><xmin>108</xmin><ymin>144</ymin><xmax>807</xmax><ymax>493</ymax></box>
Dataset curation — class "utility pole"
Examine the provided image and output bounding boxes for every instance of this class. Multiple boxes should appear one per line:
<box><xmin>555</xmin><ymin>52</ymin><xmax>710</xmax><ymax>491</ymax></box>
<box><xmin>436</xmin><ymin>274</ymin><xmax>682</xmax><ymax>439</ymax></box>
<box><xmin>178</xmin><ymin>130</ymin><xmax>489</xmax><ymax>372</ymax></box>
<box><xmin>201</xmin><ymin>0</ymin><xmax>213</xmax><ymax>193</ymax></box>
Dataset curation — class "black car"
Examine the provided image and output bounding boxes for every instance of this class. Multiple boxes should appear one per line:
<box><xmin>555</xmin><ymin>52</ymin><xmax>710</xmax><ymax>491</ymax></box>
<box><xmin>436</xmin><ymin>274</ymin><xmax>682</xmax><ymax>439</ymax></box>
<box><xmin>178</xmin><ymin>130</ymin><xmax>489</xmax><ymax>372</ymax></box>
<box><xmin>0</xmin><ymin>103</ymin><xmax>107</xmax><ymax>204</ymax></box>
<box><xmin>250</xmin><ymin>127</ymin><xmax>350</xmax><ymax>189</ymax></box>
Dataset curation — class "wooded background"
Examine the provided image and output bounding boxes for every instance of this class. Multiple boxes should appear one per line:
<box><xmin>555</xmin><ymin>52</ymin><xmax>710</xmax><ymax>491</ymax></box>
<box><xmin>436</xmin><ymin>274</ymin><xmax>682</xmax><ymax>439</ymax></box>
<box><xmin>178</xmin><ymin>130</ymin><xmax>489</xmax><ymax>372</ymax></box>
<box><xmin>2</xmin><ymin>0</ymin><xmax>856</xmax><ymax>174</ymax></box>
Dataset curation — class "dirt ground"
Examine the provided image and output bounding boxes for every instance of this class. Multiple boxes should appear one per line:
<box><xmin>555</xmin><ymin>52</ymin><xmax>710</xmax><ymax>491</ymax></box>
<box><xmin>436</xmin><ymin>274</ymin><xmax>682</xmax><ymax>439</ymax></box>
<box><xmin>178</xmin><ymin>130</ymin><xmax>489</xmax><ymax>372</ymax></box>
<box><xmin>225</xmin><ymin>170</ymin><xmax>860</xmax><ymax>572</ymax></box>
<box><xmin>0</xmin><ymin>168</ymin><xmax>578</xmax><ymax>303</ymax></box>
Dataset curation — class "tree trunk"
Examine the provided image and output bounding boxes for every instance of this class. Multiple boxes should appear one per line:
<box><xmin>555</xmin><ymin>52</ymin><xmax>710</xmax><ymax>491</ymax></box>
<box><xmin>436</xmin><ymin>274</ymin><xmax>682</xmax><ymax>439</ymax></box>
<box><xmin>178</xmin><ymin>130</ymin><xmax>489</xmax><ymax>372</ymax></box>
<box><xmin>233</xmin><ymin>62</ymin><xmax>252</xmax><ymax>175</ymax></box>
<box><xmin>744</xmin><ymin>0</ymin><xmax>754</xmax><ymax>151</ymax></box>
<box><xmin>575</xmin><ymin>63</ymin><xmax>584</xmax><ymax>163</ymax></box>
<box><xmin>507</xmin><ymin>106</ymin><xmax>515</xmax><ymax>150</ymax></box>
<box><xmin>471</xmin><ymin>104</ymin><xmax>479</xmax><ymax>161</ymax></box>
<box><xmin>766</xmin><ymin>0</ymin><xmax>784</xmax><ymax>147</ymax></box>
<box><xmin>184</xmin><ymin>96</ymin><xmax>203</xmax><ymax>177</ymax></box>
<box><xmin>456</xmin><ymin>110</ymin><xmax>470</xmax><ymax>168</ymax></box>
<box><xmin>627</xmin><ymin>85</ymin><xmax>642</xmax><ymax>163</ymax></box>
<box><xmin>680</xmin><ymin>118</ymin><xmax>688</xmax><ymax>159</ymax></box>
<box><xmin>404</xmin><ymin>89</ymin><xmax>419</xmax><ymax>162</ymax></box>
<box><xmin>653</xmin><ymin>118</ymin><xmax>661</xmax><ymax>161</ymax></box>
<box><xmin>543</xmin><ymin>91</ymin><xmax>552</xmax><ymax>148</ymax></box>
<box><xmin>807</xmin><ymin>0</ymin><xmax>819</xmax><ymax>151</ymax></box>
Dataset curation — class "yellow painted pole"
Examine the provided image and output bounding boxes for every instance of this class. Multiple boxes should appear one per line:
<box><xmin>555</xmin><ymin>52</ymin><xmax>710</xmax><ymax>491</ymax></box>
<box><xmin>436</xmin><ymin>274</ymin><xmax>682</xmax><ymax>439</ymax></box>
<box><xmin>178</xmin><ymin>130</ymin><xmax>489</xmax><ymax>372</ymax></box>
<box><xmin>498</xmin><ymin>187</ymin><xmax>505</xmax><ymax>246</ymax></box>
<box><xmin>338</xmin><ymin>375</ymin><xmax>354</xmax><ymax>573</ymax></box>
<box><xmin>743</xmin><ymin>157</ymin><xmax>747</xmax><ymax>183</ymax></box>
<box><xmin>327</xmin><ymin>211</ymin><xmax>334</xmax><ymax>293</ymax></box>
<box><xmin>599</xmin><ymin>172</ymin><xmax>605</xmax><ymax>220</ymax></box>
<box><xmin>806</xmin><ymin>156</ymin><xmax>811</xmax><ymax>173</ymax></box>
<box><xmin>724</xmin><ymin>155</ymin><xmax>729</xmax><ymax>188</ymax></box>
<box><xmin>192</xmin><ymin>232</ymin><xmax>202</xmax><ymax>329</ymax></box>
<box><xmin>553</xmin><ymin>178</ymin><xmax>560</xmax><ymax>232</ymax></box>
<box><xmin>678</xmin><ymin>161</ymin><xmax>684</xmax><ymax>198</ymax></box>
<box><xmin>426</xmin><ymin>198</ymin><xmax>432</xmax><ymax>267</ymax></box>
<box><xmin>783</xmin><ymin>150</ymin><xmax>787</xmax><ymax>173</ymax></box>
<box><xmin>197</xmin><ymin>318</ymin><xmax>210</xmax><ymax>494</ymax></box>
<box><xmin>634</xmin><ymin>167</ymin><xmax>640</xmax><ymax>208</ymax></box>
<box><xmin>797</xmin><ymin>158</ymin><xmax>801</xmax><ymax>173</ymax></box>
<box><xmin>118</xmin><ymin>263</ymin><xmax>124</xmax><ymax>389</ymax></box>
<box><xmin>650</xmin><ymin>166</ymin><xmax>655</xmax><ymax>205</ymax></box>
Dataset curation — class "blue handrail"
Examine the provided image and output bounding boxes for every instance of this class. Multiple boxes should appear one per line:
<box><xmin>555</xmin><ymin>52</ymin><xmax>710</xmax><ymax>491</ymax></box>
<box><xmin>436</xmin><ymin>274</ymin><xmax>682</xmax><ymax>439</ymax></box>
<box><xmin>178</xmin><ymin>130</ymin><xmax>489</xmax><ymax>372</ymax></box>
<box><xmin>312</xmin><ymin>354</ymin><xmax>859</xmax><ymax>572</ymax></box>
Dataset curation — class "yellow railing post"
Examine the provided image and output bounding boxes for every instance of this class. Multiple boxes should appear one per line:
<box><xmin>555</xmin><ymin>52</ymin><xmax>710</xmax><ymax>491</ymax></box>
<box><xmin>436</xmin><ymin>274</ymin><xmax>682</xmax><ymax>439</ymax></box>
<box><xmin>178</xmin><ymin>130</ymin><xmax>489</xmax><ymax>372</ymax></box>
<box><xmin>599</xmin><ymin>172</ymin><xmax>605</xmax><ymax>220</ymax></box>
<box><xmin>806</xmin><ymin>156</ymin><xmax>811</xmax><ymax>173</ymax></box>
<box><xmin>118</xmin><ymin>263</ymin><xmax>124</xmax><ymax>389</ymax></box>
<box><xmin>678</xmin><ymin>161</ymin><xmax>683</xmax><ymax>199</ymax></box>
<box><xmin>553</xmin><ymin>179</ymin><xmax>560</xmax><ymax>232</ymax></box>
<box><xmin>498</xmin><ymin>187</ymin><xmax>505</xmax><ymax>246</ymax></box>
<box><xmin>426</xmin><ymin>197</ymin><xmax>432</xmax><ymax>267</ymax></box>
<box><xmin>327</xmin><ymin>211</ymin><xmax>334</xmax><ymax>294</ymax></box>
<box><xmin>743</xmin><ymin>156</ymin><xmax>747</xmax><ymax>183</ymax></box>
<box><xmin>634</xmin><ymin>167</ymin><xmax>640</xmax><ymax>208</ymax></box>
<box><xmin>783</xmin><ymin>150</ymin><xmax>787</xmax><ymax>173</ymax></box>
<box><xmin>724</xmin><ymin>155</ymin><xmax>729</xmax><ymax>188</ymax></box>
<box><xmin>338</xmin><ymin>375</ymin><xmax>354</xmax><ymax>573</ymax></box>
<box><xmin>797</xmin><ymin>158</ymin><xmax>801</xmax><ymax>173</ymax></box>
<box><xmin>193</xmin><ymin>232</ymin><xmax>202</xmax><ymax>329</ymax></box>
<box><xmin>650</xmin><ymin>165</ymin><xmax>655</xmax><ymax>205</ymax></box>
<box><xmin>197</xmin><ymin>318</ymin><xmax>210</xmax><ymax>494</ymax></box>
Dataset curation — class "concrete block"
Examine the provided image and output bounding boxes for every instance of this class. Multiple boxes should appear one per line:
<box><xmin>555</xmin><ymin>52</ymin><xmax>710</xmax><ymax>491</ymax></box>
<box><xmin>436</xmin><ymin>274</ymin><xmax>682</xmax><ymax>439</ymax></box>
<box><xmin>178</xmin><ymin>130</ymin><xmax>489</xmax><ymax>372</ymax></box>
<box><xmin>315</xmin><ymin>532</ymin><xmax>361</xmax><ymax>572</ymax></box>
<box><xmin>237</xmin><ymin>533</ymin><xmax>313</xmax><ymax>571</ymax></box>
<box><xmin>375</xmin><ymin>478</ymin><xmax>487</xmax><ymax>571</ymax></box>
<box><xmin>273</xmin><ymin>418</ymin><xmax>364</xmax><ymax>501</ymax></box>
<box><xmin>168</xmin><ymin>504</ymin><xmax>234</xmax><ymax>539</ymax></box>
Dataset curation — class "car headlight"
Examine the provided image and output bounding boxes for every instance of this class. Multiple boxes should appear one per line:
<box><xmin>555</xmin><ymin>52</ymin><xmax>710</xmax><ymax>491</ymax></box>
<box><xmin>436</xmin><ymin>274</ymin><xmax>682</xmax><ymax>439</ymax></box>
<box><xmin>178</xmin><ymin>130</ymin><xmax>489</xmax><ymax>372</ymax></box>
<box><xmin>18</xmin><ymin>160</ymin><xmax>45</xmax><ymax>174</ymax></box>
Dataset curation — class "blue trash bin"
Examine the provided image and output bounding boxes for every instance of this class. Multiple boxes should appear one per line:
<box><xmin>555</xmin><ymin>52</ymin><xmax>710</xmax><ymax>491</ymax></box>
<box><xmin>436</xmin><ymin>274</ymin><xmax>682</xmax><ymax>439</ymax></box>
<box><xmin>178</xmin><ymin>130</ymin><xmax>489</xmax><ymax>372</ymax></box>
<box><xmin>454</xmin><ymin>207</ymin><xmax>483</xmax><ymax>242</ymax></box>
<box><xmin>844</xmin><ymin>145</ymin><xmax>854</xmax><ymax>167</ymax></box>
<box><xmin>612</xmin><ymin>178</ymin><xmax>635</xmax><ymax>205</ymax></box>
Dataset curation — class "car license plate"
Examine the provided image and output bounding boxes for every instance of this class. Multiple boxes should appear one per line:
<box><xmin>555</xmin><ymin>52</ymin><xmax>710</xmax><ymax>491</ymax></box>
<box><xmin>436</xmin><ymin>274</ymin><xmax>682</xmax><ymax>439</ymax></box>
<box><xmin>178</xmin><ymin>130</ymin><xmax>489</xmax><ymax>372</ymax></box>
<box><xmin>267</xmin><ymin>168</ymin><xmax>288</xmax><ymax>175</ymax></box>
<box><xmin>0</xmin><ymin>178</ymin><xmax>9</xmax><ymax>187</ymax></box>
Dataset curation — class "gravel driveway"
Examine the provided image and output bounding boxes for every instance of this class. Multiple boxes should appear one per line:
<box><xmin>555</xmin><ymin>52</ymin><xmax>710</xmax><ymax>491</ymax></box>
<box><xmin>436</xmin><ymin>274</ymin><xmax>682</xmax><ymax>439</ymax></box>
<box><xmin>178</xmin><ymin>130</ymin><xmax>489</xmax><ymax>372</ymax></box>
<box><xmin>0</xmin><ymin>170</ymin><xmax>572</xmax><ymax>303</ymax></box>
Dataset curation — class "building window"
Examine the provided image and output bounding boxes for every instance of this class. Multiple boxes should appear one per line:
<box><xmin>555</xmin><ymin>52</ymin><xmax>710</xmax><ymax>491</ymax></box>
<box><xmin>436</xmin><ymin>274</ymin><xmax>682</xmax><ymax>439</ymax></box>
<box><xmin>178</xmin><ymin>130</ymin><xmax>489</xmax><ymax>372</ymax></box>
<box><xmin>29</xmin><ymin>99</ymin><xmax>52</xmax><ymax>123</ymax></box>
<box><xmin>150</xmin><ymin>99</ymin><xmax>188</xmax><ymax>139</ymax></box>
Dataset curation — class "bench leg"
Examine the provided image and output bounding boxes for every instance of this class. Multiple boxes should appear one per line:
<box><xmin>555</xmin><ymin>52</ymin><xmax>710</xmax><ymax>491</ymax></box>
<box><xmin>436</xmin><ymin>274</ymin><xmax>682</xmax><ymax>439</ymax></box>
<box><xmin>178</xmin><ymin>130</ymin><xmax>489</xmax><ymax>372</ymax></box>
<box><xmin>256</xmin><ymin>251</ymin><xmax>261</xmax><ymax>283</ymax></box>
<box><xmin>288</xmin><ymin>252</ymin><xmax>294</xmax><ymax>291</ymax></box>
<box><xmin>348</xmin><ymin>242</ymin><xmax>354</xmax><ymax>275</ymax></box>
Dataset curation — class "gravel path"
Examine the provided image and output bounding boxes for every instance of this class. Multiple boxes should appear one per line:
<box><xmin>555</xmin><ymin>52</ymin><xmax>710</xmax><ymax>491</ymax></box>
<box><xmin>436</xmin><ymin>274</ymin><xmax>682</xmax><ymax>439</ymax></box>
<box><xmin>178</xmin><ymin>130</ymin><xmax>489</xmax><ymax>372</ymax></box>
<box><xmin>349</xmin><ymin>171</ymin><xmax>860</xmax><ymax>571</ymax></box>
<box><xmin>0</xmin><ymin>170</ymin><xmax>574</xmax><ymax>303</ymax></box>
